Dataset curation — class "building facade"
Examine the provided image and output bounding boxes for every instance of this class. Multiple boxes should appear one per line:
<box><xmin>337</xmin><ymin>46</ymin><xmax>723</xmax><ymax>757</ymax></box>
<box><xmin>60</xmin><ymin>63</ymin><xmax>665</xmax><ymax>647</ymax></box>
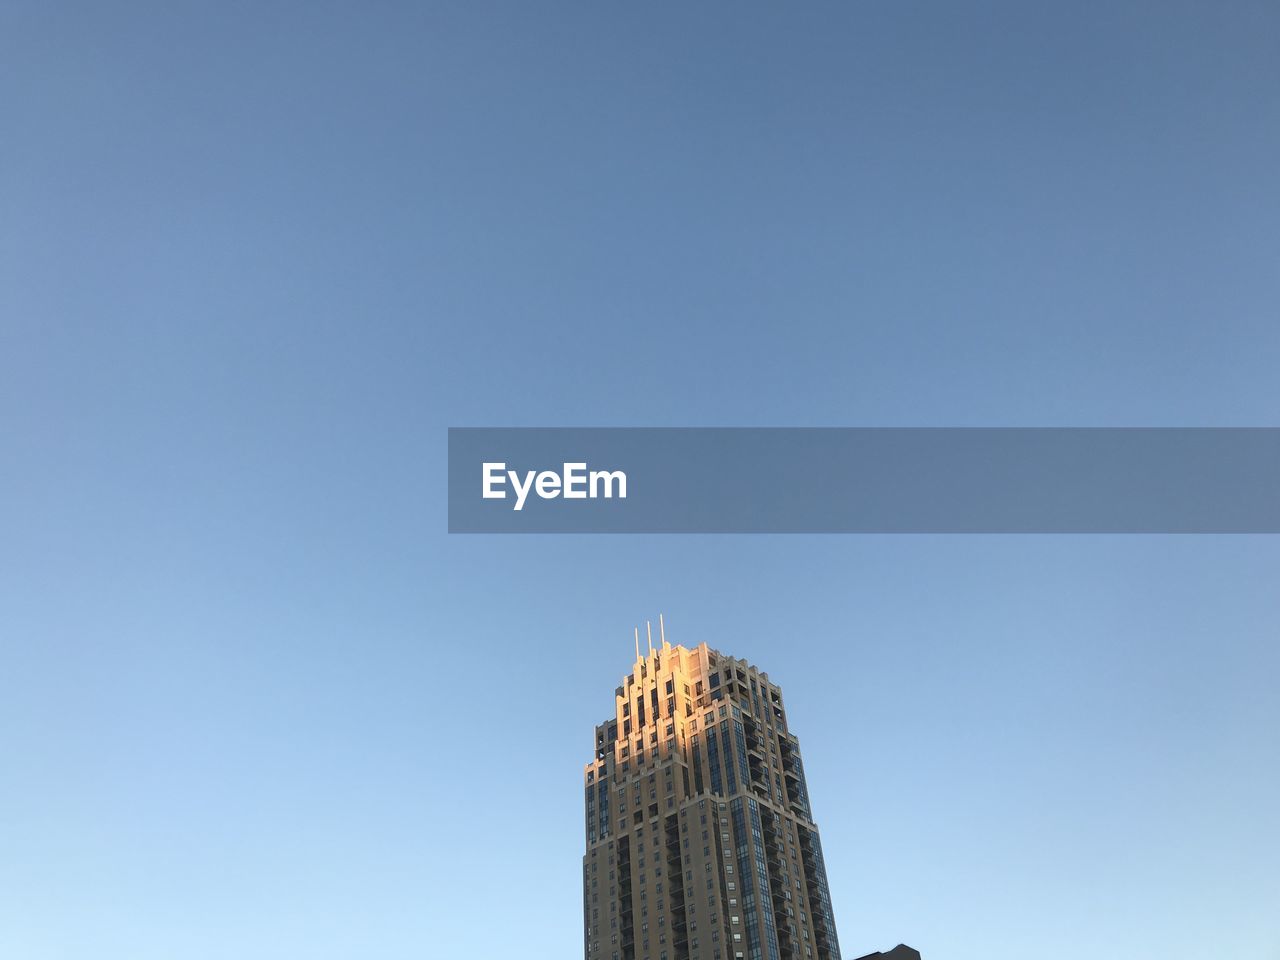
<box><xmin>583</xmin><ymin>632</ymin><xmax>842</xmax><ymax>960</ymax></box>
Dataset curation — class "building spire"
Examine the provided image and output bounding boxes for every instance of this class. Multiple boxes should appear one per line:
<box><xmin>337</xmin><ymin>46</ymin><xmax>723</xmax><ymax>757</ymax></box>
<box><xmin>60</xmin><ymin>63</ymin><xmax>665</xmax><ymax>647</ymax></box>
<box><xmin>634</xmin><ymin>627</ymin><xmax>640</xmax><ymax>663</ymax></box>
<box><xmin>646</xmin><ymin>620</ymin><xmax>654</xmax><ymax>657</ymax></box>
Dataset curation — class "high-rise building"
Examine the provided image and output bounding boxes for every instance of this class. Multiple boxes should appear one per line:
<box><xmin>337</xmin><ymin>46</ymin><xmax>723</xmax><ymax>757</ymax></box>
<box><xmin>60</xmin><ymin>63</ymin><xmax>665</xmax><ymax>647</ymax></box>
<box><xmin>583</xmin><ymin>628</ymin><xmax>842</xmax><ymax>960</ymax></box>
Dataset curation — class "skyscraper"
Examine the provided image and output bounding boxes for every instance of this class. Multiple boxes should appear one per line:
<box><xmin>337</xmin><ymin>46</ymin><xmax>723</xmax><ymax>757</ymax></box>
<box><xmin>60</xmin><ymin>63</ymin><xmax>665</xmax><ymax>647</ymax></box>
<box><xmin>583</xmin><ymin>628</ymin><xmax>842</xmax><ymax>960</ymax></box>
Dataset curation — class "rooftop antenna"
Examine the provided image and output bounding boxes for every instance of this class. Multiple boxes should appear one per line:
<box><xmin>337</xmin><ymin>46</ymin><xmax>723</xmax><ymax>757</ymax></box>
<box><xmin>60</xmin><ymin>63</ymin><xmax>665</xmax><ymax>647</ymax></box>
<box><xmin>634</xmin><ymin>627</ymin><xmax>641</xmax><ymax>663</ymax></box>
<box><xmin>660</xmin><ymin>613</ymin><xmax>668</xmax><ymax>648</ymax></box>
<box><xmin>646</xmin><ymin>620</ymin><xmax>654</xmax><ymax>657</ymax></box>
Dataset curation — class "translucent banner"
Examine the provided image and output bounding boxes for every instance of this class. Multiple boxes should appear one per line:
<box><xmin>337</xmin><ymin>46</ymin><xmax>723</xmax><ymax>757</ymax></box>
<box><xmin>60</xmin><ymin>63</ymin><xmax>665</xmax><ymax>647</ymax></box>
<box><xmin>447</xmin><ymin>428</ymin><xmax>1280</xmax><ymax>533</ymax></box>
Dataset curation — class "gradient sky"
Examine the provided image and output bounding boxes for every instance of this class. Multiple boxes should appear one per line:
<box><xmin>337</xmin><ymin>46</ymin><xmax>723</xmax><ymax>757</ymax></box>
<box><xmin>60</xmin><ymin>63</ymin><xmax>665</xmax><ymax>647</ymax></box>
<box><xmin>2</xmin><ymin>3</ymin><xmax>1279</xmax><ymax>959</ymax></box>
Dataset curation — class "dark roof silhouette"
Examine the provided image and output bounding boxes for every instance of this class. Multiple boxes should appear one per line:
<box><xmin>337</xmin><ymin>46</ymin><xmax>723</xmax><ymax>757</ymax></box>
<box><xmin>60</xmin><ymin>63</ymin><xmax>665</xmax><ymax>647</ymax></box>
<box><xmin>853</xmin><ymin>945</ymin><xmax>922</xmax><ymax>960</ymax></box>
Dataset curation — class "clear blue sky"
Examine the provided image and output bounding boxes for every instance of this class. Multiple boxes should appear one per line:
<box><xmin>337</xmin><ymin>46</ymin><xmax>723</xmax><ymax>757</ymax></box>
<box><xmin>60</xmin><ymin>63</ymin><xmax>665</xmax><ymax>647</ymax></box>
<box><xmin>2</xmin><ymin>3</ymin><xmax>1278</xmax><ymax>959</ymax></box>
